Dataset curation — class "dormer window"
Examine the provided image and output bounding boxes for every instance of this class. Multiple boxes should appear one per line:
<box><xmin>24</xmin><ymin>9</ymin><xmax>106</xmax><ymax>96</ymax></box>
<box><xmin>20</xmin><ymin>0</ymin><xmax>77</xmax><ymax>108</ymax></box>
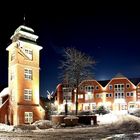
<box><xmin>126</xmin><ymin>83</ymin><xmax>130</xmax><ymax>88</ymax></box>
<box><xmin>109</xmin><ymin>85</ymin><xmax>112</xmax><ymax>90</ymax></box>
<box><xmin>95</xmin><ymin>86</ymin><xmax>99</xmax><ymax>90</ymax></box>
<box><xmin>85</xmin><ymin>86</ymin><xmax>94</xmax><ymax>92</ymax></box>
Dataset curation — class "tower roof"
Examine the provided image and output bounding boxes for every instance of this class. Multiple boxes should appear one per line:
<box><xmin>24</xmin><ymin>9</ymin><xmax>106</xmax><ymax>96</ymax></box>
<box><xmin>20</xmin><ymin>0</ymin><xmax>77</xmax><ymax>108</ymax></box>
<box><xmin>14</xmin><ymin>25</ymin><xmax>34</xmax><ymax>33</ymax></box>
<box><xmin>10</xmin><ymin>25</ymin><xmax>38</xmax><ymax>42</ymax></box>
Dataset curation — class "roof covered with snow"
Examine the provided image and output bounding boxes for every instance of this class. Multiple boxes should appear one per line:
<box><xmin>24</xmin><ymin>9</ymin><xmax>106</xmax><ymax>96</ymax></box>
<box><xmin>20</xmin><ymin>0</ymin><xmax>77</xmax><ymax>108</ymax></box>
<box><xmin>0</xmin><ymin>87</ymin><xmax>9</xmax><ymax>98</ymax></box>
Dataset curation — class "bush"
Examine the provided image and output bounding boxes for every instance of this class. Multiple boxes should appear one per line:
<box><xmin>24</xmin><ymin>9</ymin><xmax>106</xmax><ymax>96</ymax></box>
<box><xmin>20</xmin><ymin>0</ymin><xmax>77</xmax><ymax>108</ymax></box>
<box><xmin>96</xmin><ymin>105</ymin><xmax>110</xmax><ymax>115</ymax></box>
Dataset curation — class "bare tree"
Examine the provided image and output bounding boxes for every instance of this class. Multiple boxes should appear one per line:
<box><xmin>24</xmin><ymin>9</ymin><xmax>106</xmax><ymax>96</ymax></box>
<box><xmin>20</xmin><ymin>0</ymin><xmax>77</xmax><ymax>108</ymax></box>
<box><xmin>59</xmin><ymin>47</ymin><xmax>96</xmax><ymax>115</ymax></box>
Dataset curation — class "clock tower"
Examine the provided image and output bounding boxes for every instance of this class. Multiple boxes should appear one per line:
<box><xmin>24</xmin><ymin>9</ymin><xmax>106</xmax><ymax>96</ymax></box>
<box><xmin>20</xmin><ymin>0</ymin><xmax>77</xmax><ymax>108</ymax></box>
<box><xmin>6</xmin><ymin>25</ymin><xmax>45</xmax><ymax>125</ymax></box>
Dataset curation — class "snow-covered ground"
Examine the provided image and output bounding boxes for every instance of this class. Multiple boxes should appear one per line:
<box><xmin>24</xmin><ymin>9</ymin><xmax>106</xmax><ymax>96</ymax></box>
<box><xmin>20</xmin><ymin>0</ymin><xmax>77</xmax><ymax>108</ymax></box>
<box><xmin>0</xmin><ymin>113</ymin><xmax>140</xmax><ymax>139</ymax></box>
<box><xmin>0</xmin><ymin>123</ymin><xmax>14</xmax><ymax>132</ymax></box>
<box><xmin>97</xmin><ymin>113</ymin><xmax>119</xmax><ymax>125</ymax></box>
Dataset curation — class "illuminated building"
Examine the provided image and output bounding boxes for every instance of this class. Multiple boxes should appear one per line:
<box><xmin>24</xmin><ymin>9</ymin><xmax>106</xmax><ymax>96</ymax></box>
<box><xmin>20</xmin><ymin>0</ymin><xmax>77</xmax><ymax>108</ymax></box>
<box><xmin>55</xmin><ymin>73</ymin><xmax>140</xmax><ymax>112</ymax></box>
<box><xmin>0</xmin><ymin>25</ymin><xmax>45</xmax><ymax>125</ymax></box>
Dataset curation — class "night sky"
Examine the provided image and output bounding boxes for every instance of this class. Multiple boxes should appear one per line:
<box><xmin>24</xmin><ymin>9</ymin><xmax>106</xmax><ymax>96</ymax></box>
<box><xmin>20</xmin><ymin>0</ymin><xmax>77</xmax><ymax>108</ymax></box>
<box><xmin>0</xmin><ymin>6</ymin><xmax>140</xmax><ymax>97</ymax></box>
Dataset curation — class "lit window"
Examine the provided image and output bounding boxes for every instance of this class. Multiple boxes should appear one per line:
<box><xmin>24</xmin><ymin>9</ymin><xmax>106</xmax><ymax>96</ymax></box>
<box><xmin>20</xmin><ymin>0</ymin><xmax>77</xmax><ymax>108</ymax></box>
<box><xmin>24</xmin><ymin>69</ymin><xmax>32</xmax><ymax>80</ymax></box>
<box><xmin>24</xmin><ymin>48</ymin><xmax>33</xmax><ymax>60</ymax></box>
<box><xmin>78</xmin><ymin>94</ymin><xmax>83</xmax><ymax>99</ymax></box>
<box><xmin>24</xmin><ymin>89</ymin><xmax>32</xmax><ymax>100</ymax></box>
<box><xmin>85</xmin><ymin>93</ymin><xmax>93</xmax><ymax>100</ymax></box>
<box><xmin>24</xmin><ymin>112</ymin><xmax>33</xmax><ymax>123</ymax></box>
<box><xmin>91</xmin><ymin>104</ymin><xmax>96</xmax><ymax>110</ymax></box>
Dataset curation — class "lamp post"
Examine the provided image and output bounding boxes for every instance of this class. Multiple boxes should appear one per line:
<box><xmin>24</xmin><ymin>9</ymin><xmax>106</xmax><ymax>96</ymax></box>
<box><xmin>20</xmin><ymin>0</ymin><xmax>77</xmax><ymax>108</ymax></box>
<box><xmin>65</xmin><ymin>99</ymin><xmax>68</xmax><ymax>115</ymax></box>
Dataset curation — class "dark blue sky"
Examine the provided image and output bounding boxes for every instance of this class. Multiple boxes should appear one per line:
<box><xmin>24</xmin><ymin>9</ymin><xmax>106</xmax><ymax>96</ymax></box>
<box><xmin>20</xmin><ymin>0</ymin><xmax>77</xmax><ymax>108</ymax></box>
<box><xmin>0</xmin><ymin>6</ymin><xmax>140</xmax><ymax>97</ymax></box>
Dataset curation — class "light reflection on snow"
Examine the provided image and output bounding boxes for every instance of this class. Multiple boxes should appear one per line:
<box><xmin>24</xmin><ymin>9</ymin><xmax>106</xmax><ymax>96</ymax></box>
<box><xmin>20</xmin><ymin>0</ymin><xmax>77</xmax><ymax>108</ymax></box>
<box><xmin>97</xmin><ymin>113</ymin><xmax>118</xmax><ymax>125</ymax></box>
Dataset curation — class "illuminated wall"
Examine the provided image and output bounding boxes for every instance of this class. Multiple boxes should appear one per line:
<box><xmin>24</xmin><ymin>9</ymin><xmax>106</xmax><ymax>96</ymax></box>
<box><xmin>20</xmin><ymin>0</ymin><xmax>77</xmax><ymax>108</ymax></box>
<box><xmin>55</xmin><ymin>76</ymin><xmax>140</xmax><ymax>112</ymax></box>
<box><xmin>6</xmin><ymin>25</ymin><xmax>44</xmax><ymax>125</ymax></box>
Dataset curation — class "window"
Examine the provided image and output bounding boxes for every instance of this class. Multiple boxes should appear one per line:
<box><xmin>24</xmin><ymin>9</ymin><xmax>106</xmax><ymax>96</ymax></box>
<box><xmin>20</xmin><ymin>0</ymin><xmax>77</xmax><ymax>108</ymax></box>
<box><xmin>127</xmin><ymin>92</ymin><xmax>134</xmax><ymax>97</ymax></box>
<box><xmin>96</xmin><ymin>94</ymin><xmax>102</xmax><ymax>98</ymax></box>
<box><xmin>109</xmin><ymin>85</ymin><xmax>113</xmax><ymax>90</ymax></box>
<box><xmin>106</xmin><ymin>93</ymin><xmax>112</xmax><ymax>98</ymax></box>
<box><xmin>96</xmin><ymin>94</ymin><xmax>99</xmax><ymax>98</ymax></box>
<box><xmin>62</xmin><ymin>87</ymin><xmax>72</xmax><ymax>92</ymax></box>
<box><xmin>126</xmin><ymin>83</ymin><xmax>130</xmax><ymax>88</ymax></box>
<box><xmin>11</xmin><ymin>52</ymin><xmax>15</xmax><ymax>61</ymax></box>
<box><xmin>24</xmin><ymin>69</ymin><xmax>32</xmax><ymax>80</ymax></box>
<box><xmin>115</xmin><ymin>92</ymin><xmax>125</xmax><ymax>98</ymax></box>
<box><xmin>85</xmin><ymin>86</ymin><xmax>94</xmax><ymax>92</ymax></box>
<box><xmin>95</xmin><ymin>86</ymin><xmax>99</xmax><ymax>90</ymax></box>
<box><xmin>24</xmin><ymin>112</ymin><xmax>33</xmax><ymax>123</ymax></box>
<box><xmin>91</xmin><ymin>104</ymin><xmax>96</xmax><ymax>110</ymax></box>
<box><xmin>24</xmin><ymin>89</ymin><xmax>32</xmax><ymax>100</ymax></box>
<box><xmin>63</xmin><ymin>92</ymin><xmax>72</xmax><ymax>102</ymax></box>
<box><xmin>25</xmin><ymin>48</ymin><xmax>33</xmax><ymax>60</ymax></box>
<box><xmin>85</xmin><ymin>93</ymin><xmax>93</xmax><ymax>100</ymax></box>
<box><xmin>114</xmin><ymin>84</ymin><xmax>124</xmax><ymax>91</ymax></box>
<box><xmin>80</xmin><ymin>86</ymin><xmax>84</xmax><ymax>91</ymax></box>
<box><xmin>78</xmin><ymin>94</ymin><xmax>83</xmax><ymax>99</ymax></box>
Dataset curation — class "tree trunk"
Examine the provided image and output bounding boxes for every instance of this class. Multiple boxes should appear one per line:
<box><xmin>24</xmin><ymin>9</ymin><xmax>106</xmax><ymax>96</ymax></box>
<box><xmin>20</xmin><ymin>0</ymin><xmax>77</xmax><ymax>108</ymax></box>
<box><xmin>75</xmin><ymin>80</ymin><xmax>79</xmax><ymax>115</ymax></box>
